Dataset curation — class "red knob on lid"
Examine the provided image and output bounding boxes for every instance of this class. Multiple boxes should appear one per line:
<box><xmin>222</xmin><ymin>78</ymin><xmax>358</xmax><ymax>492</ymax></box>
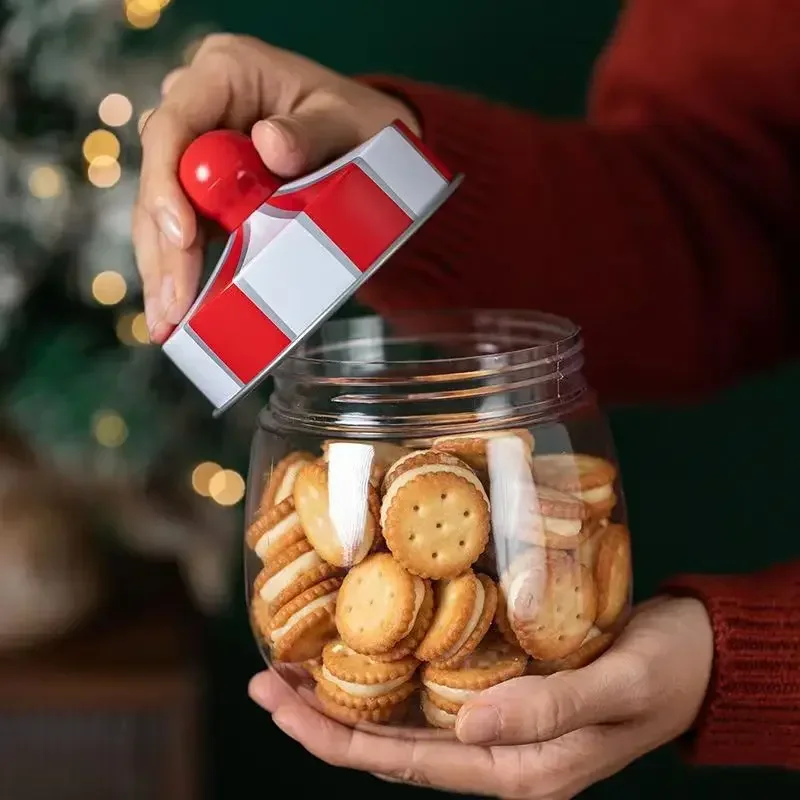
<box><xmin>178</xmin><ymin>130</ymin><xmax>283</xmax><ymax>233</ymax></box>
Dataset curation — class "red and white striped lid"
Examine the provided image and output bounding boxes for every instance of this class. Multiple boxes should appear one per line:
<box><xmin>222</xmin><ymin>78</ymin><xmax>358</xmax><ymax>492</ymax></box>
<box><xmin>162</xmin><ymin>120</ymin><xmax>462</xmax><ymax>415</ymax></box>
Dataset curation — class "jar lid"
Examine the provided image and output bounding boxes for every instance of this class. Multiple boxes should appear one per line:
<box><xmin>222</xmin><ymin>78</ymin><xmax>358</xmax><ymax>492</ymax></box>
<box><xmin>162</xmin><ymin>120</ymin><xmax>463</xmax><ymax>416</ymax></box>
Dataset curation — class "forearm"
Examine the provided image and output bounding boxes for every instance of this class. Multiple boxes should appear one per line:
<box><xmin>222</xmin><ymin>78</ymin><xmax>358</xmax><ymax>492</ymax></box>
<box><xmin>664</xmin><ymin>562</ymin><xmax>800</xmax><ymax>769</ymax></box>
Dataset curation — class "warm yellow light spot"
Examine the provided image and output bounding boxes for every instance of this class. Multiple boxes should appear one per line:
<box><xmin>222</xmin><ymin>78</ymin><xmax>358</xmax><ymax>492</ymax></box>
<box><xmin>28</xmin><ymin>165</ymin><xmax>64</xmax><ymax>199</ymax></box>
<box><xmin>91</xmin><ymin>271</ymin><xmax>127</xmax><ymax>306</ymax></box>
<box><xmin>82</xmin><ymin>129</ymin><xmax>120</xmax><ymax>163</ymax></box>
<box><xmin>92</xmin><ymin>410</ymin><xmax>128</xmax><ymax>448</ymax></box>
<box><xmin>98</xmin><ymin>93</ymin><xmax>133</xmax><ymax>127</ymax></box>
<box><xmin>208</xmin><ymin>469</ymin><xmax>245</xmax><ymax>506</ymax></box>
<box><xmin>125</xmin><ymin>0</ymin><xmax>161</xmax><ymax>29</ymax></box>
<box><xmin>116</xmin><ymin>311</ymin><xmax>150</xmax><ymax>345</ymax></box>
<box><xmin>192</xmin><ymin>461</ymin><xmax>223</xmax><ymax>497</ymax></box>
<box><xmin>130</xmin><ymin>312</ymin><xmax>150</xmax><ymax>343</ymax></box>
<box><xmin>87</xmin><ymin>156</ymin><xmax>122</xmax><ymax>188</ymax></box>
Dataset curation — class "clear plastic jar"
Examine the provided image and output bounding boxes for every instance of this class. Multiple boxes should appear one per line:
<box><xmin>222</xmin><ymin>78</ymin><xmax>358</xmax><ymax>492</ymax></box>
<box><xmin>245</xmin><ymin>310</ymin><xmax>632</xmax><ymax>730</ymax></box>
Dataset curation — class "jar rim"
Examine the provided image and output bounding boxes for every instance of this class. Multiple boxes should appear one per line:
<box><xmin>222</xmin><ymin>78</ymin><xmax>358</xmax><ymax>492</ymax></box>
<box><xmin>281</xmin><ymin>309</ymin><xmax>582</xmax><ymax>371</ymax></box>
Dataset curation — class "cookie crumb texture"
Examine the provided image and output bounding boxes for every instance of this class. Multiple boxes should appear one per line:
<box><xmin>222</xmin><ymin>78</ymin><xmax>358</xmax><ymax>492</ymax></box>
<box><xmin>247</xmin><ymin>439</ymin><xmax>632</xmax><ymax>729</ymax></box>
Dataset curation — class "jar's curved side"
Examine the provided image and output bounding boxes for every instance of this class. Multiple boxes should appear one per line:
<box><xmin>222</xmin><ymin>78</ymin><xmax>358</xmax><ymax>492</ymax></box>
<box><xmin>243</xmin><ymin>398</ymin><xmax>633</xmax><ymax>731</ymax></box>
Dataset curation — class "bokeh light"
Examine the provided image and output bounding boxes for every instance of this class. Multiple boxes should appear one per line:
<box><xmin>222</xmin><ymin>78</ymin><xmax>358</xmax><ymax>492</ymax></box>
<box><xmin>28</xmin><ymin>165</ymin><xmax>64</xmax><ymax>199</ymax></box>
<box><xmin>91</xmin><ymin>271</ymin><xmax>127</xmax><ymax>305</ymax></box>
<box><xmin>208</xmin><ymin>469</ymin><xmax>245</xmax><ymax>506</ymax></box>
<box><xmin>98</xmin><ymin>93</ymin><xmax>133</xmax><ymax>127</ymax></box>
<box><xmin>191</xmin><ymin>461</ymin><xmax>222</xmax><ymax>497</ymax></box>
<box><xmin>92</xmin><ymin>410</ymin><xmax>129</xmax><ymax>448</ymax></box>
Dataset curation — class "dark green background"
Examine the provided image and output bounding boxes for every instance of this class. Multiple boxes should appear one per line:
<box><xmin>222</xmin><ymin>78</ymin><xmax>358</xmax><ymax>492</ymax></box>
<box><xmin>164</xmin><ymin>1</ymin><xmax>798</xmax><ymax>797</ymax></box>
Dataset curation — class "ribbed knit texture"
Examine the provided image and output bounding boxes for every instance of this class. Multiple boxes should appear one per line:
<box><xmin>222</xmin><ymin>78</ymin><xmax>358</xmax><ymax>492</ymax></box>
<box><xmin>355</xmin><ymin>0</ymin><xmax>800</xmax><ymax>769</ymax></box>
<box><xmin>665</xmin><ymin>566</ymin><xmax>800</xmax><ymax>768</ymax></box>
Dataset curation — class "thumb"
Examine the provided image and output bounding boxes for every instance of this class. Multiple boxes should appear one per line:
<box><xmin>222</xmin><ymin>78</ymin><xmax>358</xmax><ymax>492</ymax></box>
<box><xmin>455</xmin><ymin>661</ymin><xmax>632</xmax><ymax>746</ymax></box>
<box><xmin>251</xmin><ymin>95</ymin><xmax>363</xmax><ymax>179</ymax></box>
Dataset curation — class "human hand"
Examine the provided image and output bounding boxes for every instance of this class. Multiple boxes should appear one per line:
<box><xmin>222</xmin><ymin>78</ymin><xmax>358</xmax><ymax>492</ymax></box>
<box><xmin>249</xmin><ymin>596</ymin><xmax>713</xmax><ymax>799</ymax></box>
<box><xmin>133</xmin><ymin>34</ymin><xmax>418</xmax><ymax>343</ymax></box>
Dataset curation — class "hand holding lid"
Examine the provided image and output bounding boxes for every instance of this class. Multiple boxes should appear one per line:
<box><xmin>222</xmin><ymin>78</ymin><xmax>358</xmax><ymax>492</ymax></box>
<box><xmin>178</xmin><ymin>130</ymin><xmax>283</xmax><ymax>233</ymax></box>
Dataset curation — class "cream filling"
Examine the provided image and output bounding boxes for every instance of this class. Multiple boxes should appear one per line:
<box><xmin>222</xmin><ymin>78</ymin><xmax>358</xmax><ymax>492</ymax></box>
<box><xmin>380</xmin><ymin>463</ymin><xmax>489</xmax><ymax>527</ymax></box>
<box><xmin>399</xmin><ymin>578</ymin><xmax>426</xmax><ymax>638</ymax></box>
<box><xmin>254</xmin><ymin>512</ymin><xmax>300</xmax><ymax>559</ymax></box>
<box><xmin>541</xmin><ymin>515</ymin><xmax>583</xmax><ymax>538</ymax></box>
<box><xmin>273</xmin><ymin>462</ymin><xmax>305</xmax><ymax>505</ymax></box>
<box><xmin>423</xmin><ymin>681</ymin><xmax>478</xmax><ymax>703</ymax></box>
<box><xmin>260</xmin><ymin>551</ymin><xmax>322</xmax><ymax>603</ymax></box>
<box><xmin>438</xmin><ymin>580</ymin><xmax>485</xmax><ymax>660</ymax></box>
<box><xmin>322</xmin><ymin>666</ymin><xmax>409</xmax><ymax>697</ymax></box>
<box><xmin>382</xmin><ymin>449</ymin><xmax>428</xmax><ymax>490</ymax></box>
<box><xmin>423</xmin><ymin>694</ymin><xmax>457</xmax><ymax>725</ymax></box>
<box><xmin>270</xmin><ymin>592</ymin><xmax>337</xmax><ymax>644</ymax></box>
<box><xmin>575</xmin><ymin>484</ymin><xmax>614</xmax><ymax>504</ymax></box>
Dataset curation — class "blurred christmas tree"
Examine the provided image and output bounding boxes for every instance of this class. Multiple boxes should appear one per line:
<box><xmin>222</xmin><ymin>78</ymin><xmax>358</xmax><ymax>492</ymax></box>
<box><xmin>0</xmin><ymin>0</ymin><xmax>261</xmax><ymax>613</ymax></box>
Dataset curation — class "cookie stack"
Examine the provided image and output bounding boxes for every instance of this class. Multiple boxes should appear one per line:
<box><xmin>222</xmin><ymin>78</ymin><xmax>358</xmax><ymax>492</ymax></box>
<box><xmin>246</xmin><ymin>429</ymin><xmax>632</xmax><ymax>728</ymax></box>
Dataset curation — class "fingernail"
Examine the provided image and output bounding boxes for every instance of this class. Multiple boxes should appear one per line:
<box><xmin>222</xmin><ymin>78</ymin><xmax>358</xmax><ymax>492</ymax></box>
<box><xmin>155</xmin><ymin>206</ymin><xmax>183</xmax><ymax>248</ymax></box>
<box><xmin>457</xmin><ymin>705</ymin><xmax>501</xmax><ymax>744</ymax></box>
<box><xmin>255</xmin><ymin>118</ymin><xmax>298</xmax><ymax>152</ymax></box>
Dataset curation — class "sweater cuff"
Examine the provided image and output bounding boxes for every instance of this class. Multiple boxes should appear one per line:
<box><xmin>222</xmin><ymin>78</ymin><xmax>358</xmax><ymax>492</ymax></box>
<box><xmin>663</xmin><ymin>567</ymin><xmax>800</xmax><ymax>769</ymax></box>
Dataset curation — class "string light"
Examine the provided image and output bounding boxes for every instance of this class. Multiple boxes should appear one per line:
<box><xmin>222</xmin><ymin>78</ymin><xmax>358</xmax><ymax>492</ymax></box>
<box><xmin>91</xmin><ymin>271</ymin><xmax>127</xmax><ymax>305</ymax></box>
<box><xmin>28</xmin><ymin>165</ymin><xmax>64</xmax><ymax>199</ymax></box>
<box><xmin>92</xmin><ymin>410</ymin><xmax>128</xmax><ymax>448</ymax></box>
<box><xmin>82</xmin><ymin>129</ymin><xmax>120</xmax><ymax>163</ymax></box>
<box><xmin>124</xmin><ymin>0</ymin><xmax>161</xmax><ymax>29</ymax></box>
<box><xmin>98</xmin><ymin>93</ymin><xmax>133</xmax><ymax>127</ymax></box>
<box><xmin>87</xmin><ymin>155</ymin><xmax>122</xmax><ymax>188</ymax></box>
<box><xmin>191</xmin><ymin>461</ymin><xmax>222</xmax><ymax>497</ymax></box>
<box><xmin>116</xmin><ymin>311</ymin><xmax>150</xmax><ymax>345</ymax></box>
<box><xmin>208</xmin><ymin>469</ymin><xmax>246</xmax><ymax>506</ymax></box>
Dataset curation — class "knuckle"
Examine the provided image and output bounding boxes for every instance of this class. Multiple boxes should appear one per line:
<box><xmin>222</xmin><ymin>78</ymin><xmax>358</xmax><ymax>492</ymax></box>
<box><xmin>194</xmin><ymin>32</ymin><xmax>241</xmax><ymax>59</ymax></box>
<box><xmin>532</xmin><ymin>680</ymin><xmax>582</xmax><ymax>740</ymax></box>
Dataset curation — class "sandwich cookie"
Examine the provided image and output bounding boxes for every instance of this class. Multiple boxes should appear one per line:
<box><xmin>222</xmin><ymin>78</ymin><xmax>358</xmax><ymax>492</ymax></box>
<box><xmin>293</xmin><ymin>461</ymin><xmax>379</xmax><ymax>568</ymax></box>
<box><xmin>415</xmin><ymin>571</ymin><xmax>497</xmax><ymax>668</ymax></box>
<box><xmin>421</xmin><ymin>636</ymin><xmax>528</xmax><ymax>720</ymax></box>
<box><xmin>431</xmin><ymin>429</ymin><xmax>535</xmax><ymax>478</ymax></box>
<box><xmin>593</xmin><ymin>524</ymin><xmax>632</xmax><ymax>629</ymax></box>
<box><xmin>381</xmin><ymin>449</ymin><xmax>465</xmax><ymax>495</ymax></box>
<box><xmin>371</xmin><ymin>579</ymin><xmax>435</xmax><ymax>662</ymax></box>
<box><xmin>494</xmin><ymin>587</ymin><xmax>522</xmax><ymax>648</ymax></box>
<box><xmin>315</xmin><ymin>682</ymin><xmax>413</xmax><ymax>726</ymax></box>
<box><xmin>421</xmin><ymin>688</ymin><xmax>459</xmax><ymax>729</ymax></box>
<box><xmin>254</xmin><ymin>539</ymin><xmax>342</xmax><ymax>615</ymax></box>
<box><xmin>503</xmin><ymin>548</ymin><xmax>597</xmax><ymax>660</ymax></box>
<box><xmin>381</xmin><ymin>453</ymin><xmax>490</xmax><ymax>579</ymax></box>
<box><xmin>335</xmin><ymin>553</ymin><xmax>431</xmax><ymax>656</ymax></box>
<box><xmin>266</xmin><ymin>578</ymin><xmax>341</xmax><ymax>662</ymax></box>
<box><xmin>526</xmin><ymin>626</ymin><xmax>614</xmax><ymax>674</ymax></box>
<box><xmin>530</xmin><ymin>486</ymin><xmax>593</xmax><ymax>550</ymax></box>
<box><xmin>577</xmin><ymin>519</ymin><xmax>607</xmax><ymax>568</ymax></box>
<box><xmin>261</xmin><ymin>451</ymin><xmax>316</xmax><ymax>510</ymax></box>
<box><xmin>317</xmin><ymin>640</ymin><xmax>419</xmax><ymax>714</ymax></box>
<box><xmin>533</xmin><ymin>454</ymin><xmax>618</xmax><ymax>518</ymax></box>
<box><xmin>245</xmin><ymin>497</ymin><xmax>306</xmax><ymax>563</ymax></box>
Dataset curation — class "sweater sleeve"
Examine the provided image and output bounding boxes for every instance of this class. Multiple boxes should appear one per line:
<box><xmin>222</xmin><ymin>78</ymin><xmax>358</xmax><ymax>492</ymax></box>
<box><xmin>358</xmin><ymin>0</ymin><xmax>800</xmax><ymax>405</ymax></box>
<box><xmin>663</xmin><ymin>564</ymin><xmax>800</xmax><ymax>769</ymax></box>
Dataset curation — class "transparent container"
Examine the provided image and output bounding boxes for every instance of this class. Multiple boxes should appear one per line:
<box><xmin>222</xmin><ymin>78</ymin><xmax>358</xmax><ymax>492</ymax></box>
<box><xmin>245</xmin><ymin>310</ymin><xmax>632</xmax><ymax>731</ymax></box>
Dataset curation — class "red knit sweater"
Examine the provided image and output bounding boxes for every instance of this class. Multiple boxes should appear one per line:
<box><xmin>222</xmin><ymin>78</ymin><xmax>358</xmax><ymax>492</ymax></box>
<box><xmin>358</xmin><ymin>0</ymin><xmax>800</xmax><ymax>772</ymax></box>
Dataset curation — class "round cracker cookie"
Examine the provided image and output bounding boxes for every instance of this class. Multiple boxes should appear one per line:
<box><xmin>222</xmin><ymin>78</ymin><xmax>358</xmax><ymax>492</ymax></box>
<box><xmin>267</xmin><ymin>578</ymin><xmax>341</xmax><ymax>662</ymax></box>
<box><xmin>422</xmin><ymin>636</ymin><xmax>528</xmax><ymax>709</ymax></box>
<box><xmin>421</xmin><ymin>689</ymin><xmax>458</xmax><ymax>729</ymax></box>
<box><xmin>245</xmin><ymin>497</ymin><xmax>306</xmax><ymax>562</ymax></box>
<box><xmin>577</xmin><ymin>520</ymin><xmax>607</xmax><ymax>569</ymax></box>
<box><xmin>494</xmin><ymin>586</ymin><xmax>522</xmax><ymax>648</ymax></box>
<box><xmin>315</xmin><ymin>681</ymin><xmax>412</xmax><ymax>725</ymax></box>
<box><xmin>316</xmin><ymin>674</ymin><xmax>418</xmax><ymax>711</ymax></box>
<box><xmin>431</xmin><ymin>429</ymin><xmax>535</xmax><ymax>475</ymax></box>
<box><xmin>254</xmin><ymin>539</ymin><xmax>342</xmax><ymax>615</ymax></box>
<box><xmin>382</xmin><ymin>450</ymin><xmax>467</xmax><ymax>495</ymax></box>
<box><xmin>371</xmin><ymin>582</ymin><xmax>435</xmax><ymax>662</ymax></box>
<box><xmin>261</xmin><ymin>451</ymin><xmax>316</xmax><ymax>509</ymax></box>
<box><xmin>593</xmin><ymin>524</ymin><xmax>632</xmax><ymax>629</ymax></box>
<box><xmin>335</xmin><ymin>553</ymin><xmax>428</xmax><ymax>655</ymax></box>
<box><xmin>532</xmin><ymin>486</ymin><xmax>592</xmax><ymax>550</ymax></box>
<box><xmin>323</xmin><ymin>640</ymin><xmax>418</xmax><ymax>683</ymax></box>
<box><xmin>526</xmin><ymin>626</ymin><xmax>615</xmax><ymax>674</ymax></box>
<box><xmin>381</xmin><ymin>466</ymin><xmax>490</xmax><ymax>579</ymax></box>
<box><xmin>507</xmin><ymin>549</ymin><xmax>598</xmax><ymax>660</ymax></box>
<box><xmin>293</xmin><ymin>461</ymin><xmax>378</xmax><ymax>568</ymax></box>
<box><xmin>533</xmin><ymin>453</ymin><xmax>618</xmax><ymax>517</ymax></box>
<box><xmin>430</xmin><ymin>574</ymin><xmax>498</xmax><ymax>669</ymax></box>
